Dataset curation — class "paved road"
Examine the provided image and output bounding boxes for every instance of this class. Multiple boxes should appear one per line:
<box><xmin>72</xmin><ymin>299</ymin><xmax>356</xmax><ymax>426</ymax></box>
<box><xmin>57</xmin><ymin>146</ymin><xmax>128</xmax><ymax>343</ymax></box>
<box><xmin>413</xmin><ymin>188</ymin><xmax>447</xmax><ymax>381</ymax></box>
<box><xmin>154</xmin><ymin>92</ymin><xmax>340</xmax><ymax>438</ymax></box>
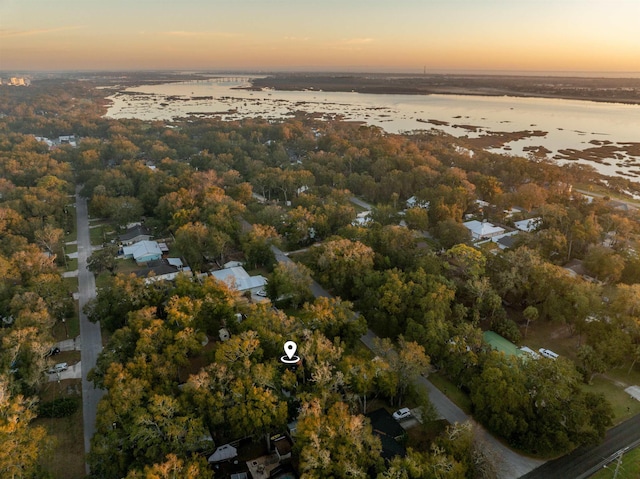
<box><xmin>574</xmin><ymin>188</ymin><xmax>638</xmax><ymax>211</ymax></box>
<box><xmin>75</xmin><ymin>186</ymin><xmax>105</xmax><ymax>473</ymax></box>
<box><xmin>522</xmin><ymin>413</ymin><xmax>640</xmax><ymax>479</ymax></box>
<box><xmin>349</xmin><ymin>196</ymin><xmax>373</xmax><ymax>211</ymax></box>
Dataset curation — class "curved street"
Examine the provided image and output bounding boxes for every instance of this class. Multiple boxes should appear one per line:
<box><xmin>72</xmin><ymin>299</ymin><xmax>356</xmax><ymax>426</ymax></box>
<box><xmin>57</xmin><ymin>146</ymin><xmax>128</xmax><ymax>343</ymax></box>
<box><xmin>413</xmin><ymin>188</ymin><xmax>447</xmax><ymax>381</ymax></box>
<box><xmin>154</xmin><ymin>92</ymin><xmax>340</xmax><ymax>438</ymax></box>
<box><xmin>75</xmin><ymin>186</ymin><xmax>105</xmax><ymax>473</ymax></box>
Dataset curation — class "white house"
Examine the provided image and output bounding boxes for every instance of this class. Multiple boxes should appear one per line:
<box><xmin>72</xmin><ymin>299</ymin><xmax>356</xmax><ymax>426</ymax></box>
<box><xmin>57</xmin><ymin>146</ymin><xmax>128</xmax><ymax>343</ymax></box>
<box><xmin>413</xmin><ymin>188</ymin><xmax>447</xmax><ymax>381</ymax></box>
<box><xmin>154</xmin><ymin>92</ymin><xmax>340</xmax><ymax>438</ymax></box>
<box><xmin>352</xmin><ymin>210</ymin><xmax>372</xmax><ymax>226</ymax></box>
<box><xmin>406</xmin><ymin>196</ymin><xmax>430</xmax><ymax>209</ymax></box>
<box><xmin>211</xmin><ymin>266</ymin><xmax>267</xmax><ymax>294</ymax></box>
<box><xmin>514</xmin><ymin>217</ymin><xmax>541</xmax><ymax>232</ymax></box>
<box><xmin>463</xmin><ymin>220</ymin><xmax>506</xmax><ymax>240</ymax></box>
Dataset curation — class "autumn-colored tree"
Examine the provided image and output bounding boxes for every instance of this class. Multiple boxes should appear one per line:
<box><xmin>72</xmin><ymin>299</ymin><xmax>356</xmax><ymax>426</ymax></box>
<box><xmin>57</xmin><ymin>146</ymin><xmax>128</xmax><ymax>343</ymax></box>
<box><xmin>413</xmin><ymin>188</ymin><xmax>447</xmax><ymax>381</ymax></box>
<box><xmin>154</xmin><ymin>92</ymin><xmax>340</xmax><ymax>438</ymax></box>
<box><xmin>295</xmin><ymin>399</ymin><xmax>382</xmax><ymax>478</ymax></box>
<box><xmin>124</xmin><ymin>453</ymin><xmax>213</xmax><ymax>479</ymax></box>
<box><xmin>0</xmin><ymin>377</ymin><xmax>50</xmax><ymax>478</ymax></box>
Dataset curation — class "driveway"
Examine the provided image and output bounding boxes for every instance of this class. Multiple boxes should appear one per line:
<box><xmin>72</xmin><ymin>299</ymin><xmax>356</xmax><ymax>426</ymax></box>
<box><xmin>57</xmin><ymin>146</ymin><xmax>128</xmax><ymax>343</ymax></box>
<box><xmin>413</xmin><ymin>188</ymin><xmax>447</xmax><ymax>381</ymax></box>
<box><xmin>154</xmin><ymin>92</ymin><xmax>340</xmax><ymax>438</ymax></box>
<box><xmin>47</xmin><ymin>362</ymin><xmax>82</xmax><ymax>381</ymax></box>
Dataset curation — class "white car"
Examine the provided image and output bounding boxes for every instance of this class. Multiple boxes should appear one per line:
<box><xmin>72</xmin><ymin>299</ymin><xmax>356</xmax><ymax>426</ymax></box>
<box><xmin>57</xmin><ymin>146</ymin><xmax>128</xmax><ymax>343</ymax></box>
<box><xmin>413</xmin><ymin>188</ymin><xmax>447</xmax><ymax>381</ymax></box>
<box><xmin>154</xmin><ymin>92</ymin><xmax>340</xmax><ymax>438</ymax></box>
<box><xmin>538</xmin><ymin>348</ymin><xmax>559</xmax><ymax>360</ymax></box>
<box><xmin>48</xmin><ymin>362</ymin><xmax>68</xmax><ymax>374</ymax></box>
<box><xmin>393</xmin><ymin>408</ymin><xmax>411</xmax><ymax>420</ymax></box>
<box><xmin>256</xmin><ymin>290</ymin><xmax>268</xmax><ymax>297</ymax></box>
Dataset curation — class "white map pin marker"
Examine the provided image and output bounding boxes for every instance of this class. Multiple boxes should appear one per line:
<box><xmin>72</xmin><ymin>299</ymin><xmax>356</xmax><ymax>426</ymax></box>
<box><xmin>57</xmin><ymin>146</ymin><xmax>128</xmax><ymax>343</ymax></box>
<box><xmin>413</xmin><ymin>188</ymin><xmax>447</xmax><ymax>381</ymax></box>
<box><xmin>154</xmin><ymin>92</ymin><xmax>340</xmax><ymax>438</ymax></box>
<box><xmin>281</xmin><ymin>340</ymin><xmax>300</xmax><ymax>364</ymax></box>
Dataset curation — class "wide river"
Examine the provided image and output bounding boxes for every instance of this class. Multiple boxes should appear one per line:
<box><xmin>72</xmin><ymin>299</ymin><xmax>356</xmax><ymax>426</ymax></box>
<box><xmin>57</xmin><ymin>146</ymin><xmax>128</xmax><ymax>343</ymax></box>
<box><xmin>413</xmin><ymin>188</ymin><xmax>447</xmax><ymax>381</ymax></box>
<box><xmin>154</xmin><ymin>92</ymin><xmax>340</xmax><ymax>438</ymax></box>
<box><xmin>105</xmin><ymin>76</ymin><xmax>640</xmax><ymax>181</ymax></box>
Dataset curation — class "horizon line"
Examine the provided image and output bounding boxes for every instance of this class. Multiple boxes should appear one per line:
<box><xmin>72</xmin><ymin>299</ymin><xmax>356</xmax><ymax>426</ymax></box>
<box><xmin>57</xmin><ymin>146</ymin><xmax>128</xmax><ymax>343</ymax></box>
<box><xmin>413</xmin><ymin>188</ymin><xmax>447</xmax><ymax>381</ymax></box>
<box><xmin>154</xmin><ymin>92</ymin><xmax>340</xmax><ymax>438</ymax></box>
<box><xmin>3</xmin><ymin>68</ymin><xmax>640</xmax><ymax>79</ymax></box>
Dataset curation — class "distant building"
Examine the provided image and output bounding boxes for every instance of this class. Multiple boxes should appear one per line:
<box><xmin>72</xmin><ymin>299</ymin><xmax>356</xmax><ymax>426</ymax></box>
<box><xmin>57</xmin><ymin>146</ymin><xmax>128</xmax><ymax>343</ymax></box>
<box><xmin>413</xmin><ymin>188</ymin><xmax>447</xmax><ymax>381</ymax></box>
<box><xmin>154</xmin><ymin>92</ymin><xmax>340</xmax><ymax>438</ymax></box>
<box><xmin>58</xmin><ymin>135</ymin><xmax>77</xmax><ymax>147</ymax></box>
<box><xmin>463</xmin><ymin>220</ymin><xmax>505</xmax><ymax>240</ymax></box>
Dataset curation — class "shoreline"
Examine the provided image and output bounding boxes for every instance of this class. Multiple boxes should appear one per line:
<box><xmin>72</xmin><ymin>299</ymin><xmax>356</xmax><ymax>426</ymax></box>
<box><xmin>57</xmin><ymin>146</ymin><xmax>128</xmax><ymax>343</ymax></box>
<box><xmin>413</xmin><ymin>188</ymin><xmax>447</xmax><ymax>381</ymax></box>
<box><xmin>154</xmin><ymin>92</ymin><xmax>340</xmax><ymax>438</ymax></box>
<box><xmin>248</xmin><ymin>74</ymin><xmax>640</xmax><ymax>106</ymax></box>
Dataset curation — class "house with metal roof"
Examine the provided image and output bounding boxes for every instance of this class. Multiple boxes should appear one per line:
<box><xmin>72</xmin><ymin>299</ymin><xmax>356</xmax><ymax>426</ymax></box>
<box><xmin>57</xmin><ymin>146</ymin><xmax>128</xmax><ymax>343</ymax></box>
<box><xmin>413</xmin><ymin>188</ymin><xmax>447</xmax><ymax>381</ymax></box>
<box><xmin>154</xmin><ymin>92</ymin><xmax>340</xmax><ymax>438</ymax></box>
<box><xmin>210</xmin><ymin>266</ymin><xmax>267</xmax><ymax>294</ymax></box>
<box><xmin>121</xmin><ymin>240</ymin><xmax>162</xmax><ymax>264</ymax></box>
<box><xmin>463</xmin><ymin>220</ymin><xmax>506</xmax><ymax>240</ymax></box>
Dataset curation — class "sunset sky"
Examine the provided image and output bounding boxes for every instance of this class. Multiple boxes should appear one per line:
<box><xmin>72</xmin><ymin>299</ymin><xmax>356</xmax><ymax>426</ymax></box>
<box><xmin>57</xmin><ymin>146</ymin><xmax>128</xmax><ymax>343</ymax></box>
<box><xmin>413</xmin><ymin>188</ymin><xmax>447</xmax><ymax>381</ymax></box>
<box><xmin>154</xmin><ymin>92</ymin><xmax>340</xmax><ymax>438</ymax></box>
<box><xmin>1</xmin><ymin>0</ymin><xmax>639</xmax><ymax>74</ymax></box>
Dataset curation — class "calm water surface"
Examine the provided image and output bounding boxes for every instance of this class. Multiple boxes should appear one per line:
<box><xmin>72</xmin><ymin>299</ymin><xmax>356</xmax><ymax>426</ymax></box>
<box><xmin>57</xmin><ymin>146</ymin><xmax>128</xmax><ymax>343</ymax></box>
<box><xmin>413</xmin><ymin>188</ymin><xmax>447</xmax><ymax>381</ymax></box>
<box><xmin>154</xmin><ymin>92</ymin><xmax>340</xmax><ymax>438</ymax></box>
<box><xmin>105</xmin><ymin>77</ymin><xmax>640</xmax><ymax>180</ymax></box>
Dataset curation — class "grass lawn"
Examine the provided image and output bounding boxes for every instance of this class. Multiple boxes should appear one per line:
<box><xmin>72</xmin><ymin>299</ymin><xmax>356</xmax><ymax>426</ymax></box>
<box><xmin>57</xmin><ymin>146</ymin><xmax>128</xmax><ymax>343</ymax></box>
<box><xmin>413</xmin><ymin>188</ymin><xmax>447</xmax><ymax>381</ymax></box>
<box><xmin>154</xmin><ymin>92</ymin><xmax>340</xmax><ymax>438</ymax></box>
<box><xmin>406</xmin><ymin>419</ymin><xmax>448</xmax><ymax>451</ymax></box>
<box><xmin>52</xmin><ymin>315</ymin><xmax>80</xmax><ymax>341</ymax></box>
<box><xmin>428</xmin><ymin>371</ymin><xmax>473</xmax><ymax>414</ymax></box>
<box><xmin>519</xmin><ymin>319</ymin><xmax>640</xmax><ymax>424</ymax></box>
<box><xmin>62</xmin><ymin>275</ymin><xmax>78</xmax><ymax>291</ymax></box>
<box><xmin>64</xmin><ymin>243</ymin><xmax>78</xmax><ymax>254</ymax></box>
<box><xmin>518</xmin><ymin>319</ymin><xmax>581</xmax><ymax>361</ymax></box>
<box><xmin>64</xmin><ymin>208</ymin><xmax>77</xmax><ymax>243</ymax></box>
<box><xmin>583</xmin><ymin>376</ymin><xmax>640</xmax><ymax>424</ymax></box>
<box><xmin>36</xmin><ymin>380</ymin><xmax>85</xmax><ymax>479</ymax></box>
<box><xmin>590</xmin><ymin>446</ymin><xmax>640</xmax><ymax>479</ymax></box>
<box><xmin>64</xmin><ymin>257</ymin><xmax>78</xmax><ymax>272</ymax></box>
<box><xmin>89</xmin><ymin>223</ymin><xmax>116</xmax><ymax>246</ymax></box>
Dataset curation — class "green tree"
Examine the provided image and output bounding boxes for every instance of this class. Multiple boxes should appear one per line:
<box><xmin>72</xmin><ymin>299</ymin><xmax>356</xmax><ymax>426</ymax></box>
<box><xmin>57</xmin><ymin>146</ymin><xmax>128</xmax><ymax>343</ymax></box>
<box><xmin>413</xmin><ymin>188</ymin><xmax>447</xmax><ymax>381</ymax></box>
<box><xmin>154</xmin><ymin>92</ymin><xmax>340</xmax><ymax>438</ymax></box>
<box><xmin>583</xmin><ymin>245</ymin><xmax>625</xmax><ymax>283</ymax></box>
<box><xmin>267</xmin><ymin>261</ymin><xmax>314</xmax><ymax>308</ymax></box>
<box><xmin>87</xmin><ymin>244</ymin><xmax>119</xmax><ymax>276</ymax></box>
<box><xmin>241</xmin><ymin>224</ymin><xmax>280</xmax><ymax>269</ymax></box>
<box><xmin>522</xmin><ymin>305</ymin><xmax>539</xmax><ymax>339</ymax></box>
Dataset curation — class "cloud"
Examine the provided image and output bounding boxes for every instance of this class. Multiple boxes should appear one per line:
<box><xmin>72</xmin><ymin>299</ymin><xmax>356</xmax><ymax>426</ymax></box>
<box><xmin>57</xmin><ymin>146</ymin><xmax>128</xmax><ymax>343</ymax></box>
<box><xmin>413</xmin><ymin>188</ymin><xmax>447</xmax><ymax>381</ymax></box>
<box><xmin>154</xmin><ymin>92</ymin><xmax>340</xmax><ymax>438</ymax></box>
<box><xmin>0</xmin><ymin>26</ymin><xmax>83</xmax><ymax>38</ymax></box>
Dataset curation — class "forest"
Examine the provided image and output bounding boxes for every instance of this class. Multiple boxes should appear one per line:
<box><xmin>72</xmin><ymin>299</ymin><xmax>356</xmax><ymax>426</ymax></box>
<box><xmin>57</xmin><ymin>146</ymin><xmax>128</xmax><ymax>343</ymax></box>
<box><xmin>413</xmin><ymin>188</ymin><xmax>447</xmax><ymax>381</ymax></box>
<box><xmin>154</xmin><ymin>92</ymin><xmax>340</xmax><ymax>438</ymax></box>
<box><xmin>1</xmin><ymin>76</ymin><xmax>639</xmax><ymax>478</ymax></box>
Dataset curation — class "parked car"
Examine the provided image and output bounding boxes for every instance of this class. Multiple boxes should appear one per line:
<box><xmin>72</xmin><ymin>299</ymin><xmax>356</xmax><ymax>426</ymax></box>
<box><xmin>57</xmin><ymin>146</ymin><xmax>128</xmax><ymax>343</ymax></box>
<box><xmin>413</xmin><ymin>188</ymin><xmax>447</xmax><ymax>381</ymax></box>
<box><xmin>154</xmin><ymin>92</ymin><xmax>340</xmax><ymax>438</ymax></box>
<box><xmin>47</xmin><ymin>362</ymin><xmax>68</xmax><ymax>374</ymax></box>
<box><xmin>393</xmin><ymin>407</ymin><xmax>411</xmax><ymax>420</ymax></box>
<box><xmin>538</xmin><ymin>348</ymin><xmax>559</xmax><ymax>360</ymax></box>
<box><xmin>45</xmin><ymin>347</ymin><xmax>61</xmax><ymax>357</ymax></box>
<box><xmin>256</xmin><ymin>290</ymin><xmax>268</xmax><ymax>297</ymax></box>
